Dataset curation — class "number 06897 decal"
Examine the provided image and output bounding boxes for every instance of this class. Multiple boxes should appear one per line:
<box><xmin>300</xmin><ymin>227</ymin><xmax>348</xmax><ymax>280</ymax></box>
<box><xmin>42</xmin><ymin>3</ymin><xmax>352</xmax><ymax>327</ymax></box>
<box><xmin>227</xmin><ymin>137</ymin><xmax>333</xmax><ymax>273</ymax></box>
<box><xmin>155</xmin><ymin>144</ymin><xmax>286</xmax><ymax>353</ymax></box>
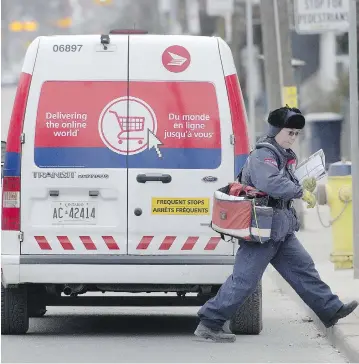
<box><xmin>53</xmin><ymin>44</ymin><xmax>83</xmax><ymax>52</ymax></box>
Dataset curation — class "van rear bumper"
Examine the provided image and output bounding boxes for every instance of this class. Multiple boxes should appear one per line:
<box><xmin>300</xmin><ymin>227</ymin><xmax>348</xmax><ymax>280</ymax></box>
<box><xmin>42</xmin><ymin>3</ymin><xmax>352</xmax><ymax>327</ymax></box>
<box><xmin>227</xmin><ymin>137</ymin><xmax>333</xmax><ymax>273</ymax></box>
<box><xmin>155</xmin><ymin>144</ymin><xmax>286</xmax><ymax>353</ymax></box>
<box><xmin>2</xmin><ymin>255</ymin><xmax>235</xmax><ymax>285</ymax></box>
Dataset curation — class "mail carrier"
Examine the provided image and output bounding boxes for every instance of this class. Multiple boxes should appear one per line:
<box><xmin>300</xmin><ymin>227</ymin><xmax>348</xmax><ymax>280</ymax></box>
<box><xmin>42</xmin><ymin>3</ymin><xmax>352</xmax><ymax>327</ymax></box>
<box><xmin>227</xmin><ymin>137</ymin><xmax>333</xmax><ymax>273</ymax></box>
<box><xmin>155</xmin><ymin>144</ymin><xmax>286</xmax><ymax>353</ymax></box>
<box><xmin>1</xmin><ymin>31</ymin><xmax>259</xmax><ymax>335</ymax></box>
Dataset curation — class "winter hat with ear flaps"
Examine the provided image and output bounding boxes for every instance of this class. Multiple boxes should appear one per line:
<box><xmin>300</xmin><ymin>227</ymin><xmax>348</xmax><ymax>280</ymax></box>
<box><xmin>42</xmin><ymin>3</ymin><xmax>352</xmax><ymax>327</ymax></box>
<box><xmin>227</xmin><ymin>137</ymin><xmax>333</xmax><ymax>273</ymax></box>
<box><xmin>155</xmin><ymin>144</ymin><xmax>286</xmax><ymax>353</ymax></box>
<box><xmin>268</xmin><ymin>106</ymin><xmax>305</xmax><ymax>129</ymax></box>
<box><xmin>266</xmin><ymin>106</ymin><xmax>305</xmax><ymax>138</ymax></box>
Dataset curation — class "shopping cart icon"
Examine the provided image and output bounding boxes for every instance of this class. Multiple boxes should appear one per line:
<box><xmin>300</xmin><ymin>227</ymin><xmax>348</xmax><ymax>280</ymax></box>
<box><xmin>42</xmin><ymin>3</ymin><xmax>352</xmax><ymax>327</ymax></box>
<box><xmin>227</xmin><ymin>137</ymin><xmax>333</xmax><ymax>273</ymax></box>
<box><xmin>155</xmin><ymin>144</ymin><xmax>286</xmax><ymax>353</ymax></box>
<box><xmin>109</xmin><ymin>110</ymin><xmax>145</xmax><ymax>144</ymax></box>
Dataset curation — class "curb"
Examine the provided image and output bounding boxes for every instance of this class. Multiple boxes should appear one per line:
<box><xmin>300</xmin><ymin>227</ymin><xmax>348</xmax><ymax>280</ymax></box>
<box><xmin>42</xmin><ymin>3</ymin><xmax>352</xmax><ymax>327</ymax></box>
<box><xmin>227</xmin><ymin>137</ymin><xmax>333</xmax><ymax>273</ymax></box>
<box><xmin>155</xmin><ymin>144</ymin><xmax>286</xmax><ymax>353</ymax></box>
<box><xmin>268</xmin><ymin>267</ymin><xmax>359</xmax><ymax>363</ymax></box>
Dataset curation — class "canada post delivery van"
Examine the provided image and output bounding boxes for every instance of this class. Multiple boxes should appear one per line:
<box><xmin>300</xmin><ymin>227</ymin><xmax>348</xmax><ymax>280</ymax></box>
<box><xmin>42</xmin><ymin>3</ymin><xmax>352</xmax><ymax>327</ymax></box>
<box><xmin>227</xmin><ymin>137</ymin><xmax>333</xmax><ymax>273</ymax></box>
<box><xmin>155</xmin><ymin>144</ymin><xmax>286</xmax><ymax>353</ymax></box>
<box><xmin>1</xmin><ymin>31</ymin><xmax>261</xmax><ymax>335</ymax></box>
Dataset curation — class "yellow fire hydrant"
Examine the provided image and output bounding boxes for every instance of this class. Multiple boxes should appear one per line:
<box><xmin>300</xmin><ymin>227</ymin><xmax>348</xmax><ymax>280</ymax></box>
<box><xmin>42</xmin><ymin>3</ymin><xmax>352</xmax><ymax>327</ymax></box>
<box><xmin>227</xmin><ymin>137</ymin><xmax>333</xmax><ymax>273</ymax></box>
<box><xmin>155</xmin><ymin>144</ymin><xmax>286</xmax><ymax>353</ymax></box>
<box><xmin>317</xmin><ymin>161</ymin><xmax>353</xmax><ymax>269</ymax></box>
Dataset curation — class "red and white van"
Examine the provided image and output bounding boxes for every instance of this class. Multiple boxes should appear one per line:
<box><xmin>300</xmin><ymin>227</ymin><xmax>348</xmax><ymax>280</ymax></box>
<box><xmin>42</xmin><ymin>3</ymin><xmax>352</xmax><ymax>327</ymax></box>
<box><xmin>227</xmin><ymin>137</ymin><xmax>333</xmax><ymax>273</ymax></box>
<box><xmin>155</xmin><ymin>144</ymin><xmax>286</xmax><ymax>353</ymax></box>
<box><xmin>1</xmin><ymin>31</ymin><xmax>261</xmax><ymax>335</ymax></box>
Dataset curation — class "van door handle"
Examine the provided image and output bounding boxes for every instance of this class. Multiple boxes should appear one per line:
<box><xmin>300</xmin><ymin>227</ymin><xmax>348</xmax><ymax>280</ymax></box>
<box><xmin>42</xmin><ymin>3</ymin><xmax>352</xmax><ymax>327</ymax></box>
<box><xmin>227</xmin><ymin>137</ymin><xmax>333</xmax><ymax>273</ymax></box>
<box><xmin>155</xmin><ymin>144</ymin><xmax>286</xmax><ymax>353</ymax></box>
<box><xmin>136</xmin><ymin>174</ymin><xmax>172</xmax><ymax>184</ymax></box>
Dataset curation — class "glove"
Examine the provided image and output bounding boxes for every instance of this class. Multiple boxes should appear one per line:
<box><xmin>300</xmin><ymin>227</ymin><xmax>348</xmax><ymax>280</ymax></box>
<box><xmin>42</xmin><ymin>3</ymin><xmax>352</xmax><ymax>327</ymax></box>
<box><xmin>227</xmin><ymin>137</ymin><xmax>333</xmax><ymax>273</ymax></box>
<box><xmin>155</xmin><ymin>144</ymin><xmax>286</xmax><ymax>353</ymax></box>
<box><xmin>302</xmin><ymin>177</ymin><xmax>316</xmax><ymax>193</ymax></box>
<box><xmin>302</xmin><ymin>189</ymin><xmax>316</xmax><ymax>208</ymax></box>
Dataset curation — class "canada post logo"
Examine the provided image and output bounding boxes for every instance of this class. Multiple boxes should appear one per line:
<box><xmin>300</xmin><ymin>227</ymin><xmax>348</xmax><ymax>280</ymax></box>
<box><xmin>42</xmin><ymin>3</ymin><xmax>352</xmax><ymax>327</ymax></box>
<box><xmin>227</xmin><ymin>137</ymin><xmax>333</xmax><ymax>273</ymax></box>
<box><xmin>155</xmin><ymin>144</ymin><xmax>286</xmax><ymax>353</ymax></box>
<box><xmin>162</xmin><ymin>45</ymin><xmax>191</xmax><ymax>73</ymax></box>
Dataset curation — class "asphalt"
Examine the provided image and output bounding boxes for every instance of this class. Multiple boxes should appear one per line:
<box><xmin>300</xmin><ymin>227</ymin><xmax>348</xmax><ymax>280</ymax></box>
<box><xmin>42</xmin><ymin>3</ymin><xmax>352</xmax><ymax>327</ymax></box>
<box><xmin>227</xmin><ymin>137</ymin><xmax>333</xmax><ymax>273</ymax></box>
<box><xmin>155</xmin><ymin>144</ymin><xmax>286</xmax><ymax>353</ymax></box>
<box><xmin>1</xmin><ymin>273</ymin><xmax>348</xmax><ymax>363</ymax></box>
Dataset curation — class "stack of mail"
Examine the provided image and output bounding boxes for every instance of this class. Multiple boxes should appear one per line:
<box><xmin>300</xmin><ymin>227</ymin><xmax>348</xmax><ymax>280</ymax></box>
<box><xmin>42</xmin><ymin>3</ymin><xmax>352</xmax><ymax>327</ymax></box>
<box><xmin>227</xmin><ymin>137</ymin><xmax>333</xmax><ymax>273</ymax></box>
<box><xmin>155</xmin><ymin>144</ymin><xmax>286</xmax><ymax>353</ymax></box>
<box><xmin>294</xmin><ymin>149</ymin><xmax>326</xmax><ymax>184</ymax></box>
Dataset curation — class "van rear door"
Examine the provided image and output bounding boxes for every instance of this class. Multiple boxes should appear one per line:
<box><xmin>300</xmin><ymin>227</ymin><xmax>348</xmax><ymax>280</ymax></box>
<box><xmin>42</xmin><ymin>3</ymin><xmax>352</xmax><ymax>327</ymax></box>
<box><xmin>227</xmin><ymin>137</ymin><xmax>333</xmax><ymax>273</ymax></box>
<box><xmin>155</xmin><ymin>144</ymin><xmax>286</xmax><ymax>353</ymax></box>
<box><xmin>127</xmin><ymin>35</ymin><xmax>234</xmax><ymax>256</ymax></box>
<box><xmin>21</xmin><ymin>35</ymin><xmax>129</xmax><ymax>255</ymax></box>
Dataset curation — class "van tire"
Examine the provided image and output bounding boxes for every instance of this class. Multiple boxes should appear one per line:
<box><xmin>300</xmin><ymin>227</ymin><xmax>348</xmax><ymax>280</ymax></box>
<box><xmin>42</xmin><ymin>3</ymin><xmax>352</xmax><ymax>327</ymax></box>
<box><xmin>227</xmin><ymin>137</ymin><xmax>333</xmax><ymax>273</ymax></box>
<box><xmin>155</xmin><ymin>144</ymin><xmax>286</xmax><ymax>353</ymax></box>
<box><xmin>1</xmin><ymin>284</ymin><xmax>29</xmax><ymax>335</ymax></box>
<box><xmin>229</xmin><ymin>282</ymin><xmax>262</xmax><ymax>335</ymax></box>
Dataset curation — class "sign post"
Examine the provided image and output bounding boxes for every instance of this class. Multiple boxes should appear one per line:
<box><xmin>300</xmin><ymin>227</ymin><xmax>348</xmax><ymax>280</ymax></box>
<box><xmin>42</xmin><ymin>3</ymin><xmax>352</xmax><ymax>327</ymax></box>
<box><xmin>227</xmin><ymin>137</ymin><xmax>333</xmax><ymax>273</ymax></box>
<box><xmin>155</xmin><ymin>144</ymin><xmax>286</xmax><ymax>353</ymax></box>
<box><xmin>349</xmin><ymin>0</ymin><xmax>359</xmax><ymax>279</ymax></box>
<box><xmin>246</xmin><ymin>0</ymin><xmax>256</xmax><ymax>147</ymax></box>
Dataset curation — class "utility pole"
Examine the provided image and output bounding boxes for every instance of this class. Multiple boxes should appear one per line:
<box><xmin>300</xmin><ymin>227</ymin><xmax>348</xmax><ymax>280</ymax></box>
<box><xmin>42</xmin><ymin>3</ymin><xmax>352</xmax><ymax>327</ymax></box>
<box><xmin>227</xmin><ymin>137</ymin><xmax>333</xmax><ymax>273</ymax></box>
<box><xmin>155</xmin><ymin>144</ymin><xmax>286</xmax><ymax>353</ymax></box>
<box><xmin>349</xmin><ymin>0</ymin><xmax>359</xmax><ymax>279</ymax></box>
<box><xmin>216</xmin><ymin>15</ymin><xmax>226</xmax><ymax>39</ymax></box>
<box><xmin>260</xmin><ymin>0</ymin><xmax>298</xmax><ymax>109</ymax></box>
<box><xmin>231</xmin><ymin>1</ymin><xmax>246</xmax><ymax>82</ymax></box>
<box><xmin>260</xmin><ymin>0</ymin><xmax>305</xmax><ymax>228</ymax></box>
<box><xmin>246</xmin><ymin>0</ymin><xmax>256</xmax><ymax>148</ymax></box>
<box><xmin>169</xmin><ymin>0</ymin><xmax>179</xmax><ymax>34</ymax></box>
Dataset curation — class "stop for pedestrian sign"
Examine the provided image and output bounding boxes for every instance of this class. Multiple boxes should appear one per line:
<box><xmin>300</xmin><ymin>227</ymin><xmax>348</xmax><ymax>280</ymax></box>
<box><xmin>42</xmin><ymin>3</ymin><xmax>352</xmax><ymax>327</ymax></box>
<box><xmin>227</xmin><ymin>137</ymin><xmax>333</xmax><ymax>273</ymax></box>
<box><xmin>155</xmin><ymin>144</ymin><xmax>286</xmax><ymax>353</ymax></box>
<box><xmin>294</xmin><ymin>0</ymin><xmax>350</xmax><ymax>34</ymax></box>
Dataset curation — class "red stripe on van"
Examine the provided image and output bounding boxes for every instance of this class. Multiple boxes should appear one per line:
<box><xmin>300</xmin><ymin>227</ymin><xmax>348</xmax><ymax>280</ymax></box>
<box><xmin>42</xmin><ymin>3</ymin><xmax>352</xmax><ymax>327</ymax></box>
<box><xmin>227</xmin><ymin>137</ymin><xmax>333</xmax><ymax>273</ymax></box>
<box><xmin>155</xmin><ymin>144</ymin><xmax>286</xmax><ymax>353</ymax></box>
<box><xmin>102</xmin><ymin>236</ymin><xmax>120</xmax><ymax>250</ymax></box>
<box><xmin>80</xmin><ymin>236</ymin><xmax>97</xmax><ymax>250</ymax></box>
<box><xmin>159</xmin><ymin>236</ymin><xmax>176</xmax><ymax>250</ymax></box>
<box><xmin>35</xmin><ymin>236</ymin><xmax>52</xmax><ymax>250</ymax></box>
<box><xmin>6</xmin><ymin>73</ymin><xmax>32</xmax><ymax>153</ymax></box>
<box><xmin>2</xmin><ymin>73</ymin><xmax>32</xmax><ymax>231</ymax></box>
<box><xmin>204</xmin><ymin>237</ymin><xmax>221</xmax><ymax>250</ymax></box>
<box><xmin>181</xmin><ymin>236</ymin><xmax>199</xmax><ymax>250</ymax></box>
<box><xmin>137</xmin><ymin>236</ymin><xmax>153</xmax><ymax>250</ymax></box>
<box><xmin>57</xmin><ymin>236</ymin><xmax>75</xmax><ymax>250</ymax></box>
<box><xmin>224</xmin><ymin>74</ymin><xmax>250</xmax><ymax>155</ymax></box>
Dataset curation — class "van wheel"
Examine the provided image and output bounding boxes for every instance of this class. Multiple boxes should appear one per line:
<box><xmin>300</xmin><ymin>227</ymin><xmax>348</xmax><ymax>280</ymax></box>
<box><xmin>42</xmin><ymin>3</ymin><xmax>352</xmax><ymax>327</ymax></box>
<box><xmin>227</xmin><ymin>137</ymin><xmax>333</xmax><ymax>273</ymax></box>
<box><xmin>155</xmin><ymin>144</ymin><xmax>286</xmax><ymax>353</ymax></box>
<box><xmin>229</xmin><ymin>281</ymin><xmax>263</xmax><ymax>335</ymax></box>
<box><xmin>1</xmin><ymin>284</ymin><xmax>29</xmax><ymax>335</ymax></box>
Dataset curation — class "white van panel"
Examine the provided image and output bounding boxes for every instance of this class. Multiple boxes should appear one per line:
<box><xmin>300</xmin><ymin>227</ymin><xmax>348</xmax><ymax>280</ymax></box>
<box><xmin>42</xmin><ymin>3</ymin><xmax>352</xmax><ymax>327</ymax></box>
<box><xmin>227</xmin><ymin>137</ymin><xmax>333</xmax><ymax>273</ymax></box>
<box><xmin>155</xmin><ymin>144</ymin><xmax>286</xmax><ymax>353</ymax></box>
<box><xmin>126</xmin><ymin>35</ymin><xmax>234</xmax><ymax>255</ymax></box>
<box><xmin>20</xmin><ymin>35</ymin><xmax>129</xmax><ymax>255</ymax></box>
<box><xmin>218</xmin><ymin>38</ymin><xmax>237</xmax><ymax>76</ymax></box>
<box><xmin>22</xmin><ymin>37</ymin><xmax>40</xmax><ymax>74</ymax></box>
<box><xmin>26</xmin><ymin>35</ymin><xmax>128</xmax><ymax>81</ymax></box>
<box><xmin>1</xmin><ymin>231</ymin><xmax>20</xmax><ymax>255</ymax></box>
<box><xmin>1</xmin><ymin>255</ymin><xmax>20</xmax><ymax>286</ymax></box>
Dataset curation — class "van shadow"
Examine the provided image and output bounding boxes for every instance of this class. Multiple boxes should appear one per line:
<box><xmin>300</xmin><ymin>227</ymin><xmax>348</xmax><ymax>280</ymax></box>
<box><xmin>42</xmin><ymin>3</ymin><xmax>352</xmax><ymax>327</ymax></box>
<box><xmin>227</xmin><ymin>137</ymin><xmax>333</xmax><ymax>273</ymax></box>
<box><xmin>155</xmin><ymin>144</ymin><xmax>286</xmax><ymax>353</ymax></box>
<box><xmin>28</xmin><ymin>314</ymin><xmax>199</xmax><ymax>336</ymax></box>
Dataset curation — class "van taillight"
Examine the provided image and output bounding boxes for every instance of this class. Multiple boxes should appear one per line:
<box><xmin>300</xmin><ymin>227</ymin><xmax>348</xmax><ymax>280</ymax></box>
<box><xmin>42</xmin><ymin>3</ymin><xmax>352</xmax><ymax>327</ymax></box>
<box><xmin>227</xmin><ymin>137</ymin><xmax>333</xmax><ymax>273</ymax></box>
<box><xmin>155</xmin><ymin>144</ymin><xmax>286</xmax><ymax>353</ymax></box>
<box><xmin>2</xmin><ymin>177</ymin><xmax>21</xmax><ymax>230</ymax></box>
<box><xmin>1</xmin><ymin>72</ymin><xmax>32</xmax><ymax>231</ymax></box>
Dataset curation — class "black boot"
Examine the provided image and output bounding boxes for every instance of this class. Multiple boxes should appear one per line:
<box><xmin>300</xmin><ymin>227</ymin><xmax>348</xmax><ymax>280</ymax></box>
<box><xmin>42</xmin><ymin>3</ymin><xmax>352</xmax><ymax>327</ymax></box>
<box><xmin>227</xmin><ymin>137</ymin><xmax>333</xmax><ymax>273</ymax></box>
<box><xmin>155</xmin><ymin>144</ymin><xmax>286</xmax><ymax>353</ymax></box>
<box><xmin>194</xmin><ymin>322</ymin><xmax>236</xmax><ymax>342</ymax></box>
<box><xmin>324</xmin><ymin>300</ymin><xmax>358</xmax><ymax>328</ymax></box>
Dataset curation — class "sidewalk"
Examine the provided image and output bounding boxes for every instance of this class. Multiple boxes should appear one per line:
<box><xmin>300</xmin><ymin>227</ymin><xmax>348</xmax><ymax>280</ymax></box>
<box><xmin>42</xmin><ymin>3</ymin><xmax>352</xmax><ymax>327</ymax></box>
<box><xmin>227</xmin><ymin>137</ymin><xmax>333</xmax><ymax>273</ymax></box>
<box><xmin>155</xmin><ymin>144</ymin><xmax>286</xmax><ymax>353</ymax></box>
<box><xmin>268</xmin><ymin>204</ymin><xmax>359</xmax><ymax>363</ymax></box>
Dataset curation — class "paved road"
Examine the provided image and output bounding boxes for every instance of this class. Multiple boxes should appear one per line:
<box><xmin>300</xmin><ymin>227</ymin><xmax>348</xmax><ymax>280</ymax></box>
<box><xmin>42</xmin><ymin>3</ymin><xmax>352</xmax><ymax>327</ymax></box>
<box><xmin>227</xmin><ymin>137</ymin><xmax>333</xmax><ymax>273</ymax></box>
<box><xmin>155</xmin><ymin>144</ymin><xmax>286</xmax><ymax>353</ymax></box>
<box><xmin>1</xmin><ymin>274</ymin><xmax>348</xmax><ymax>363</ymax></box>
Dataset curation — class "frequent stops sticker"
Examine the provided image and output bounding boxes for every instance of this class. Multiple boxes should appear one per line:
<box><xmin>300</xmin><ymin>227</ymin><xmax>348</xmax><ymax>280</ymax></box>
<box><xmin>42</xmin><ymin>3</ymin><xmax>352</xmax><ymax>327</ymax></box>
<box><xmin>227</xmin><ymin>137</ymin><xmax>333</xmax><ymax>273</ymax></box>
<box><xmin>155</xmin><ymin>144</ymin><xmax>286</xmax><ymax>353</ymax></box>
<box><xmin>151</xmin><ymin>198</ymin><xmax>210</xmax><ymax>215</ymax></box>
<box><xmin>34</xmin><ymin>81</ymin><xmax>221</xmax><ymax>169</ymax></box>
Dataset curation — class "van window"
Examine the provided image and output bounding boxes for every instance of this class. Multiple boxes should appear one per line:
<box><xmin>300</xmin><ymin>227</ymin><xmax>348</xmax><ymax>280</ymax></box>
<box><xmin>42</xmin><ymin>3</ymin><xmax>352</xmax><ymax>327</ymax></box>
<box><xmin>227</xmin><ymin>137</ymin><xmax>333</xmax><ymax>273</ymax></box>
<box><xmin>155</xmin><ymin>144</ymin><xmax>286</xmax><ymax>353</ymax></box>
<box><xmin>34</xmin><ymin>81</ymin><xmax>221</xmax><ymax>169</ymax></box>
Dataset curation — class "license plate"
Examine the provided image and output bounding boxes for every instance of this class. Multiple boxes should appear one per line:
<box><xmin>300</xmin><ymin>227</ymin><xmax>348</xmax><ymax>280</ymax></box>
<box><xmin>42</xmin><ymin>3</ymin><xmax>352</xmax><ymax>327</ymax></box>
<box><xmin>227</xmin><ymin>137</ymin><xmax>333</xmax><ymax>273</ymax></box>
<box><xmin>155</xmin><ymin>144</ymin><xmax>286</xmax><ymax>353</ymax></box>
<box><xmin>52</xmin><ymin>201</ymin><xmax>97</xmax><ymax>225</ymax></box>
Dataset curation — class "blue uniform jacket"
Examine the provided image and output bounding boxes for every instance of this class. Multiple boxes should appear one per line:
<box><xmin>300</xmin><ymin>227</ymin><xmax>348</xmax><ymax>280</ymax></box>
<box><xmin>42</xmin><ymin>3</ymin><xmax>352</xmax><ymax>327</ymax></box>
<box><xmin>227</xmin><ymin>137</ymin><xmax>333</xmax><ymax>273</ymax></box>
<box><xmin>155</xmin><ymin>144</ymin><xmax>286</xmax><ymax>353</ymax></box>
<box><xmin>240</xmin><ymin>137</ymin><xmax>304</xmax><ymax>242</ymax></box>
